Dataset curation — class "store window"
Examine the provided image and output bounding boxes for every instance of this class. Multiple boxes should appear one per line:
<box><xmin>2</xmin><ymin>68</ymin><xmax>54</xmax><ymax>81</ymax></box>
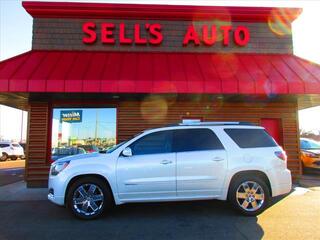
<box><xmin>51</xmin><ymin>108</ymin><xmax>116</xmax><ymax>162</ymax></box>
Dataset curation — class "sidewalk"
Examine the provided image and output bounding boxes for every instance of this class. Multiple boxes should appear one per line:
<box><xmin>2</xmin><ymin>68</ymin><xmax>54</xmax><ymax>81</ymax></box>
<box><xmin>0</xmin><ymin>181</ymin><xmax>47</xmax><ymax>201</ymax></box>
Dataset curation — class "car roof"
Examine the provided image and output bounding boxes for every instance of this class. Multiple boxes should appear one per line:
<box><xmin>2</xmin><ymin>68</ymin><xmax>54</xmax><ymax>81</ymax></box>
<box><xmin>143</xmin><ymin>123</ymin><xmax>263</xmax><ymax>134</ymax></box>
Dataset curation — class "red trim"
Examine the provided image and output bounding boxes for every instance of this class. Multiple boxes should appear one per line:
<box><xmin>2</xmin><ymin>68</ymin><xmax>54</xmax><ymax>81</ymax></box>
<box><xmin>1</xmin><ymin>50</ymin><xmax>320</xmax><ymax>95</ymax></box>
<box><xmin>22</xmin><ymin>1</ymin><xmax>302</xmax><ymax>22</ymax></box>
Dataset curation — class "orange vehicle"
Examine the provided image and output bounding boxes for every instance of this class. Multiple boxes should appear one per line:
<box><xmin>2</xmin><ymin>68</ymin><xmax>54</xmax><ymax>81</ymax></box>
<box><xmin>300</xmin><ymin>138</ymin><xmax>320</xmax><ymax>169</ymax></box>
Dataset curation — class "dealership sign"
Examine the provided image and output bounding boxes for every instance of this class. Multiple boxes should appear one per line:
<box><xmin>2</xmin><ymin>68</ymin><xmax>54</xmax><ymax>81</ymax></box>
<box><xmin>82</xmin><ymin>22</ymin><xmax>250</xmax><ymax>47</ymax></box>
<box><xmin>60</xmin><ymin>110</ymin><xmax>83</xmax><ymax>123</ymax></box>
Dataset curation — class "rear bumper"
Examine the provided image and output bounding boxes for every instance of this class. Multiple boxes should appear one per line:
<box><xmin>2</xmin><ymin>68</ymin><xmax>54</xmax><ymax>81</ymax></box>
<box><xmin>268</xmin><ymin>168</ymin><xmax>292</xmax><ymax>197</ymax></box>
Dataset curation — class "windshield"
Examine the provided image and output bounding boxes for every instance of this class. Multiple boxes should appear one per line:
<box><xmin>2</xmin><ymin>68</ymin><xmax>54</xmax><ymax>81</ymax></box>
<box><xmin>301</xmin><ymin>139</ymin><xmax>320</xmax><ymax>150</ymax></box>
<box><xmin>105</xmin><ymin>131</ymin><xmax>144</xmax><ymax>153</ymax></box>
<box><xmin>106</xmin><ymin>141</ymin><xmax>126</xmax><ymax>153</ymax></box>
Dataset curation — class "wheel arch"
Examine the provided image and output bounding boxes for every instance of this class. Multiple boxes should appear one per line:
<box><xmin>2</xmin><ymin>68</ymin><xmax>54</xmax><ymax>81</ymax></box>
<box><xmin>227</xmin><ymin>170</ymin><xmax>272</xmax><ymax>199</ymax></box>
<box><xmin>64</xmin><ymin>174</ymin><xmax>115</xmax><ymax>205</ymax></box>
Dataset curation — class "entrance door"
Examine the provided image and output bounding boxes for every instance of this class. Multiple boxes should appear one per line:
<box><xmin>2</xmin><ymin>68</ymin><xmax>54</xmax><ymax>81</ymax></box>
<box><xmin>261</xmin><ymin>118</ymin><xmax>283</xmax><ymax>145</ymax></box>
<box><xmin>116</xmin><ymin>130</ymin><xmax>176</xmax><ymax>201</ymax></box>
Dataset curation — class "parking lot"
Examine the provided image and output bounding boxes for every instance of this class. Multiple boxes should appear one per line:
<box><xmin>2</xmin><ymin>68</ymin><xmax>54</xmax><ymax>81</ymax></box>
<box><xmin>0</xmin><ymin>184</ymin><xmax>319</xmax><ymax>240</ymax></box>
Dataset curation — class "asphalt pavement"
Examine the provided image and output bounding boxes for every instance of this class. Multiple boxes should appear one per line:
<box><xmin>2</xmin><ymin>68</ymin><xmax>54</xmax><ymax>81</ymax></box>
<box><xmin>0</xmin><ymin>185</ymin><xmax>319</xmax><ymax>240</ymax></box>
<box><xmin>0</xmin><ymin>160</ymin><xmax>25</xmax><ymax>186</ymax></box>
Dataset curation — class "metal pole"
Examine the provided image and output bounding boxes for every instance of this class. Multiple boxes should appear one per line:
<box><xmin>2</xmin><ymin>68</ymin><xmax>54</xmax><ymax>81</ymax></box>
<box><xmin>95</xmin><ymin>109</ymin><xmax>99</xmax><ymax>144</ymax></box>
<box><xmin>0</xmin><ymin>105</ymin><xmax>2</xmax><ymax>141</ymax></box>
<box><xmin>20</xmin><ymin>110</ymin><xmax>24</xmax><ymax>142</ymax></box>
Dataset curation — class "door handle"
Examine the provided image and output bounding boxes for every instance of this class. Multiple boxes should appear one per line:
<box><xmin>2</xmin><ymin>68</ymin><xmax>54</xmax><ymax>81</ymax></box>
<box><xmin>160</xmin><ymin>160</ymin><xmax>173</xmax><ymax>165</ymax></box>
<box><xmin>212</xmin><ymin>157</ymin><xmax>224</xmax><ymax>162</ymax></box>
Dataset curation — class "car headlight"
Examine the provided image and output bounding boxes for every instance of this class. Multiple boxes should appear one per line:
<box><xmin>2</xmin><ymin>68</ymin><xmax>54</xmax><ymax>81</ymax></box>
<box><xmin>50</xmin><ymin>161</ymin><xmax>70</xmax><ymax>176</ymax></box>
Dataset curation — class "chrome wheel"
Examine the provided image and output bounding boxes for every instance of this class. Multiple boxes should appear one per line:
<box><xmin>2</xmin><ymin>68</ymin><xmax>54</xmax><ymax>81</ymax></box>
<box><xmin>72</xmin><ymin>183</ymin><xmax>104</xmax><ymax>216</ymax></box>
<box><xmin>236</xmin><ymin>181</ymin><xmax>265</xmax><ymax>212</ymax></box>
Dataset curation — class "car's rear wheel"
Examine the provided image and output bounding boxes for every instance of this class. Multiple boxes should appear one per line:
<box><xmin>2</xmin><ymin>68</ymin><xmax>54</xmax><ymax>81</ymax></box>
<box><xmin>66</xmin><ymin>176</ymin><xmax>113</xmax><ymax>220</ymax></box>
<box><xmin>229</xmin><ymin>175</ymin><xmax>270</xmax><ymax>216</ymax></box>
<box><xmin>0</xmin><ymin>153</ymin><xmax>8</xmax><ymax>161</ymax></box>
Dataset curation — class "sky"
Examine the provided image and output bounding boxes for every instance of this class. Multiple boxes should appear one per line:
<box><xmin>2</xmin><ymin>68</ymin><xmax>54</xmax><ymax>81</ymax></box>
<box><xmin>0</xmin><ymin>105</ymin><xmax>28</xmax><ymax>142</ymax></box>
<box><xmin>0</xmin><ymin>0</ymin><xmax>320</xmax><ymax>134</ymax></box>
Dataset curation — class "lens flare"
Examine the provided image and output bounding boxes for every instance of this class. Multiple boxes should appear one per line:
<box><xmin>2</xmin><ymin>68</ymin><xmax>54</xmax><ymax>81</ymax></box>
<box><xmin>140</xmin><ymin>95</ymin><xmax>168</xmax><ymax>123</ymax></box>
<box><xmin>268</xmin><ymin>8</ymin><xmax>302</xmax><ymax>36</ymax></box>
<box><xmin>193</xmin><ymin>7</ymin><xmax>231</xmax><ymax>43</ymax></box>
<box><xmin>213</xmin><ymin>54</ymin><xmax>239</xmax><ymax>79</ymax></box>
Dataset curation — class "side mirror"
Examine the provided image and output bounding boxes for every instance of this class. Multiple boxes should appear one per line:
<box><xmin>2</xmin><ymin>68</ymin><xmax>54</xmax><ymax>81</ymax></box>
<box><xmin>122</xmin><ymin>147</ymin><xmax>132</xmax><ymax>157</ymax></box>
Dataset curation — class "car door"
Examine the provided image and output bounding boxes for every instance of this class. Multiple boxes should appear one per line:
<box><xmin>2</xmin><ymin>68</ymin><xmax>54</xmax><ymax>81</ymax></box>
<box><xmin>1</xmin><ymin>144</ymin><xmax>11</xmax><ymax>155</ymax></box>
<box><xmin>174</xmin><ymin>128</ymin><xmax>227</xmax><ymax>198</ymax></box>
<box><xmin>117</xmin><ymin>130</ymin><xmax>176</xmax><ymax>201</ymax></box>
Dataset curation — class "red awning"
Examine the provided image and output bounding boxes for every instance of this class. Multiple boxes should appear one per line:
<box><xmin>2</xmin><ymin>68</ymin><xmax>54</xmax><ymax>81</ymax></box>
<box><xmin>0</xmin><ymin>50</ymin><xmax>320</xmax><ymax>94</ymax></box>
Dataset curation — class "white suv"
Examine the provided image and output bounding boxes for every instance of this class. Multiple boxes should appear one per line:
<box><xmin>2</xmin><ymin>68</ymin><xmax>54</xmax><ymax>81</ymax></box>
<box><xmin>0</xmin><ymin>141</ymin><xmax>25</xmax><ymax>161</ymax></box>
<box><xmin>48</xmin><ymin>122</ymin><xmax>292</xmax><ymax>219</ymax></box>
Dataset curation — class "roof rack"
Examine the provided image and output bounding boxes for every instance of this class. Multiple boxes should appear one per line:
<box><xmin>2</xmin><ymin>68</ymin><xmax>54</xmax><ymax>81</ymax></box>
<box><xmin>166</xmin><ymin>121</ymin><xmax>256</xmax><ymax>127</ymax></box>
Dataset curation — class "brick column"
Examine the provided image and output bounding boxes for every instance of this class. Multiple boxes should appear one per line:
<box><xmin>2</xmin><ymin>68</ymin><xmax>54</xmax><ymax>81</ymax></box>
<box><xmin>25</xmin><ymin>102</ymin><xmax>50</xmax><ymax>188</ymax></box>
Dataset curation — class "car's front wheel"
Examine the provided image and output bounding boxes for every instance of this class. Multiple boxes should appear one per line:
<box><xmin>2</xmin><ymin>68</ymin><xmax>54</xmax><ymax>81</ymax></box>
<box><xmin>229</xmin><ymin>175</ymin><xmax>270</xmax><ymax>216</ymax></box>
<box><xmin>0</xmin><ymin>153</ymin><xmax>8</xmax><ymax>161</ymax></box>
<box><xmin>66</xmin><ymin>176</ymin><xmax>113</xmax><ymax>219</ymax></box>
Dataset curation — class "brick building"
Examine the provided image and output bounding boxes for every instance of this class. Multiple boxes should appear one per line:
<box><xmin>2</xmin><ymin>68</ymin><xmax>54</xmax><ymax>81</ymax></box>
<box><xmin>0</xmin><ymin>1</ymin><xmax>320</xmax><ymax>187</ymax></box>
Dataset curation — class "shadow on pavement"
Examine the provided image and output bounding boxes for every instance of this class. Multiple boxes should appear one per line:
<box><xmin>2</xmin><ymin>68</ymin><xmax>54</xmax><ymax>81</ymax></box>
<box><xmin>0</xmin><ymin>199</ymin><xmax>265</xmax><ymax>240</ymax></box>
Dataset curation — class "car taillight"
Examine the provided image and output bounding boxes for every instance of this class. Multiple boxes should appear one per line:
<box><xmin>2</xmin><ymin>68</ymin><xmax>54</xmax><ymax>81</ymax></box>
<box><xmin>275</xmin><ymin>151</ymin><xmax>287</xmax><ymax>161</ymax></box>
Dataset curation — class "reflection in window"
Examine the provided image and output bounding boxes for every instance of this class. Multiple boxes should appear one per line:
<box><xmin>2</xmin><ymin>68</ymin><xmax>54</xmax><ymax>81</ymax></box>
<box><xmin>130</xmin><ymin>131</ymin><xmax>173</xmax><ymax>155</ymax></box>
<box><xmin>51</xmin><ymin>108</ymin><xmax>116</xmax><ymax>161</ymax></box>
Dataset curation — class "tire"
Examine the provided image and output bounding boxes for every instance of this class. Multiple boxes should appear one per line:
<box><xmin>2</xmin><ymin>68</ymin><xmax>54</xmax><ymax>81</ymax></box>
<box><xmin>10</xmin><ymin>156</ymin><xmax>17</xmax><ymax>161</ymax></box>
<box><xmin>66</xmin><ymin>176</ymin><xmax>113</xmax><ymax>220</ymax></box>
<box><xmin>0</xmin><ymin>153</ymin><xmax>8</xmax><ymax>161</ymax></box>
<box><xmin>228</xmin><ymin>175</ymin><xmax>270</xmax><ymax>216</ymax></box>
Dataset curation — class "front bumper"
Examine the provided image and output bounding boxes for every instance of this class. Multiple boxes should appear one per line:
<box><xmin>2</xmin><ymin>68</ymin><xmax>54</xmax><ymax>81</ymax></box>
<box><xmin>47</xmin><ymin>173</ymin><xmax>68</xmax><ymax>206</ymax></box>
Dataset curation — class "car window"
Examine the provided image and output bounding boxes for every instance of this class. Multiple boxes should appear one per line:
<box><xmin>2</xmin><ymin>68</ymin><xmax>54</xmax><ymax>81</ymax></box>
<box><xmin>0</xmin><ymin>144</ymin><xmax>9</xmax><ymax>148</ymax></box>
<box><xmin>301</xmin><ymin>139</ymin><xmax>320</xmax><ymax>149</ymax></box>
<box><xmin>130</xmin><ymin>130</ymin><xmax>173</xmax><ymax>155</ymax></box>
<box><xmin>300</xmin><ymin>140</ymin><xmax>310</xmax><ymax>149</ymax></box>
<box><xmin>52</xmin><ymin>147</ymin><xmax>84</xmax><ymax>155</ymax></box>
<box><xmin>224</xmin><ymin>129</ymin><xmax>278</xmax><ymax>148</ymax></box>
<box><xmin>173</xmin><ymin>129</ymin><xmax>224</xmax><ymax>152</ymax></box>
<box><xmin>78</xmin><ymin>148</ymin><xmax>86</xmax><ymax>154</ymax></box>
